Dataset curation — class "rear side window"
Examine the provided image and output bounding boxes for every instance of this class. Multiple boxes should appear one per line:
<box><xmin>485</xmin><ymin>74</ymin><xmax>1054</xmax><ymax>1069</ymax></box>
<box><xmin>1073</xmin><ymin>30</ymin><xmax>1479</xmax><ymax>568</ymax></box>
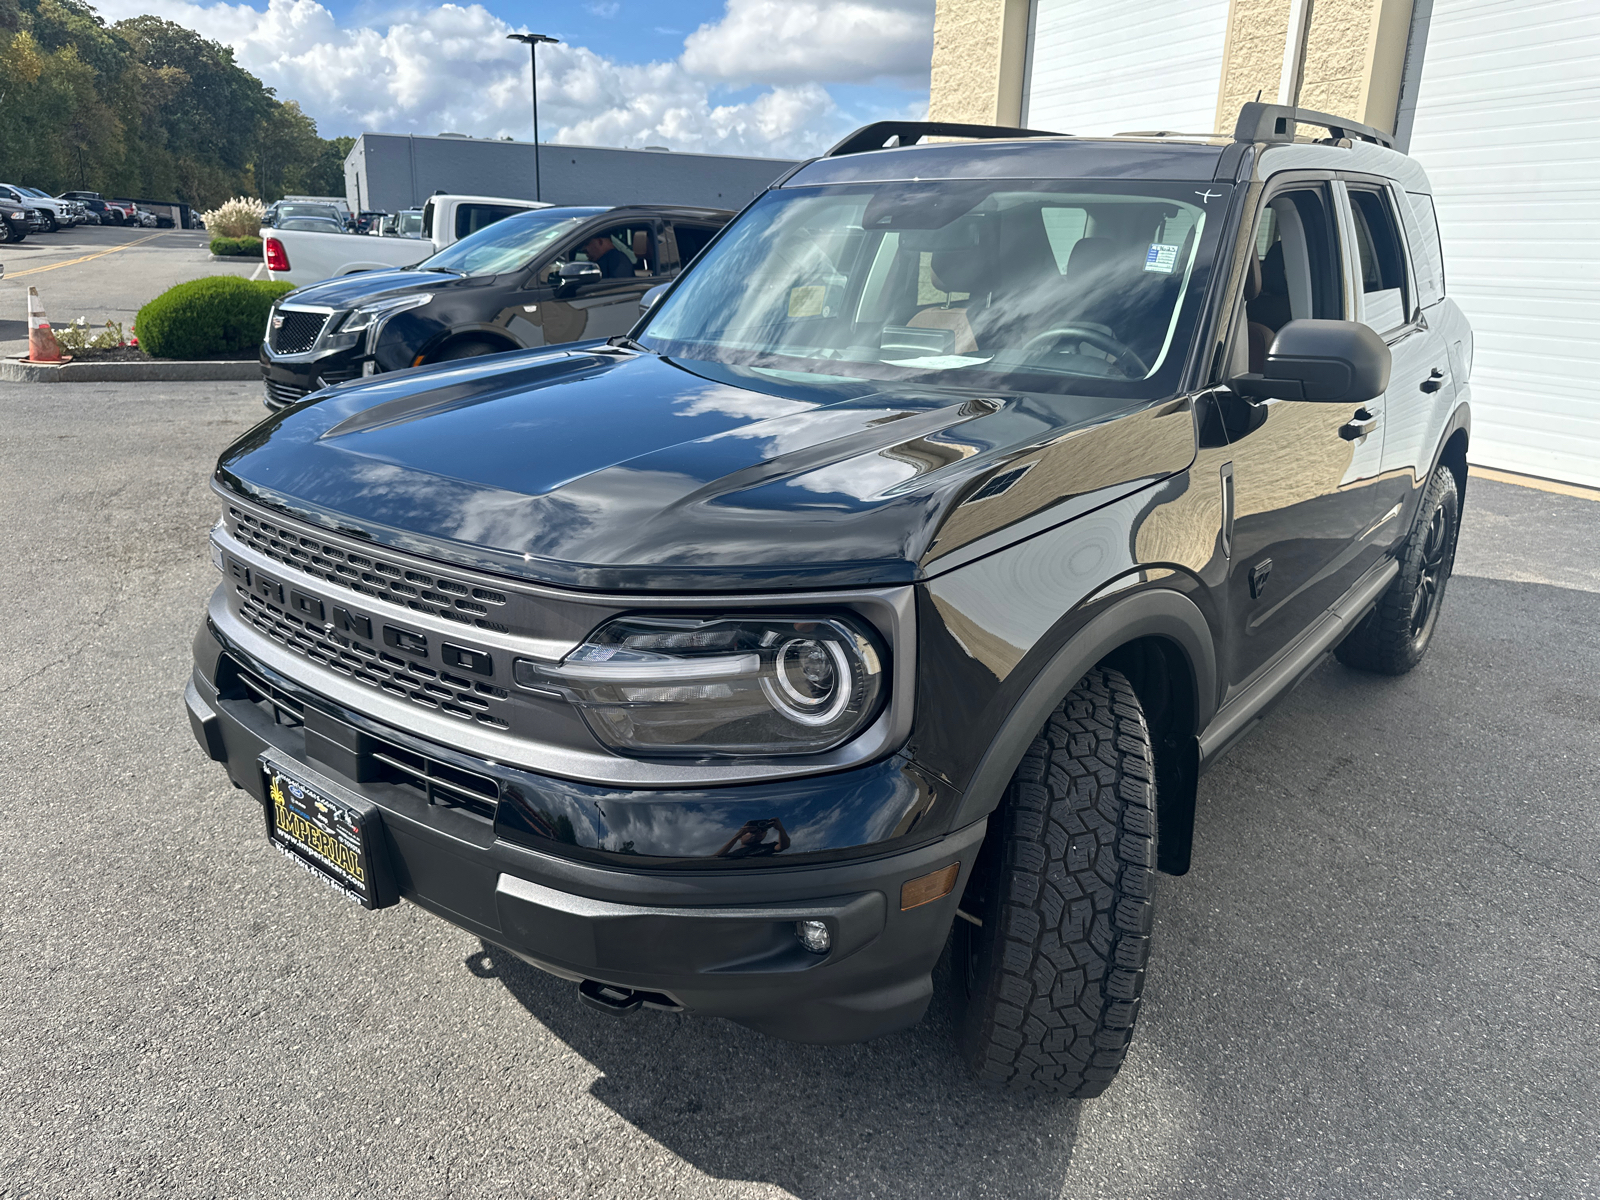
<box><xmin>1401</xmin><ymin>191</ymin><xmax>1446</xmax><ymax>307</ymax></box>
<box><xmin>455</xmin><ymin>203</ymin><xmax>527</xmax><ymax>240</ymax></box>
<box><xmin>672</xmin><ymin>223</ymin><xmax>720</xmax><ymax>265</ymax></box>
<box><xmin>1347</xmin><ymin>187</ymin><xmax>1410</xmax><ymax>334</ymax></box>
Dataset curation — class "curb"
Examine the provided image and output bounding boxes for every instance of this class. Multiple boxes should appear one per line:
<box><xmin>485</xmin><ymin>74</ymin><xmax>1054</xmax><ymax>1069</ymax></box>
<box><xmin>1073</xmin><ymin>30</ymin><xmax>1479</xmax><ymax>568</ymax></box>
<box><xmin>2</xmin><ymin>357</ymin><xmax>259</xmax><ymax>383</ymax></box>
<box><xmin>208</xmin><ymin>254</ymin><xmax>264</xmax><ymax>262</ymax></box>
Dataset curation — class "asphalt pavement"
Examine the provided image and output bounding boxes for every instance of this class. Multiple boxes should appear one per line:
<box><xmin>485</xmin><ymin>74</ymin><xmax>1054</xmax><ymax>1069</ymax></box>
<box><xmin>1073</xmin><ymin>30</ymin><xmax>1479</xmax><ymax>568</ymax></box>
<box><xmin>1</xmin><ymin>380</ymin><xmax>1596</xmax><ymax>1199</ymax></box>
<box><xmin>0</xmin><ymin>225</ymin><xmax>259</xmax><ymax>358</ymax></box>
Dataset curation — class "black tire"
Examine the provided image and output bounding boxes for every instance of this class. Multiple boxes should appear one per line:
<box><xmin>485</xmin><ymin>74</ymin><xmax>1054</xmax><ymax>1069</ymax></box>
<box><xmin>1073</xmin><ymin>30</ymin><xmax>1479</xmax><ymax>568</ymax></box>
<box><xmin>43</xmin><ymin>212</ymin><xmax>58</xmax><ymax>232</ymax></box>
<box><xmin>955</xmin><ymin>666</ymin><xmax>1158</xmax><ymax>1096</ymax></box>
<box><xmin>1335</xmin><ymin>465</ymin><xmax>1460</xmax><ymax>675</ymax></box>
<box><xmin>431</xmin><ymin>337</ymin><xmax>503</xmax><ymax>363</ymax></box>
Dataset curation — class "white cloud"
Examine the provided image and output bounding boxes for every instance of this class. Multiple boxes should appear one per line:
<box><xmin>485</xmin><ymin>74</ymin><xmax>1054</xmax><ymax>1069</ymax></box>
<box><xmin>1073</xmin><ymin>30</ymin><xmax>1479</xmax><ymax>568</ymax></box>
<box><xmin>87</xmin><ymin>0</ymin><xmax>931</xmax><ymax>158</ymax></box>
<box><xmin>682</xmin><ymin>0</ymin><xmax>934</xmax><ymax>86</ymax></box>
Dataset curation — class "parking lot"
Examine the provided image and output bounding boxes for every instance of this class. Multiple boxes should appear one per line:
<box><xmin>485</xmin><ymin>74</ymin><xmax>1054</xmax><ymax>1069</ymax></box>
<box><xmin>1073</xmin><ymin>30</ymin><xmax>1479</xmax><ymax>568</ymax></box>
<box><xmin>1</xmin><ymin>379</ymin><xmax>1596</xmax><ymax>1199</ymax></box>
<box><xmin>0</xmin><ymin>225</ymin><xmax>259</xmax><ymax>358</ymax></box>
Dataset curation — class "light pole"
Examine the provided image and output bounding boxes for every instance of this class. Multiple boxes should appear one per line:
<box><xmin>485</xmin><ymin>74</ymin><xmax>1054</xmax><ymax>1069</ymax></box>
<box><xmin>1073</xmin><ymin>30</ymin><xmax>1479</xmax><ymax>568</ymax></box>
<box><xmin>506</xmin><ymin>32</ymin><xmax>559</xmax><ymax>202</ymax></box>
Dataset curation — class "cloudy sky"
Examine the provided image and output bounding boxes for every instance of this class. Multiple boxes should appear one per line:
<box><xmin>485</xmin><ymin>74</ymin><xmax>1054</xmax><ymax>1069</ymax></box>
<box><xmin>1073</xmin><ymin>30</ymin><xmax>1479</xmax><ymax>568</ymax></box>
<box><xmin>91</xmin><ymin>0</ymin><xmax>935</xmax><ymax>158</ymax></box>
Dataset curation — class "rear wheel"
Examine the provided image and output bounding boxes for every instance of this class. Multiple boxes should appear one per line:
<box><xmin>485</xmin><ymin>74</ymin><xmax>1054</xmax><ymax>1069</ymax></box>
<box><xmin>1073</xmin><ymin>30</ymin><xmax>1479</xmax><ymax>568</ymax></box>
<box><xmin>1335</xmin><ymin>465</ymin><xmax>1460</xmax><ymax>675</ymax></box>
<box><xmin>955</xmin><ymin>666</ymin><xmax>1158</xmax><ymax>1095</ymax></box>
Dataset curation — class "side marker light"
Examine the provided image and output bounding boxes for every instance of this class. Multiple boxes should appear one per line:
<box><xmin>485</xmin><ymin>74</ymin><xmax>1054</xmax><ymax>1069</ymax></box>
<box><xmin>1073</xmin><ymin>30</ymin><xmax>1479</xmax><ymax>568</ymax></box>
<box><xmin>900</xmin><ymin>863</ymin><xmax>961</xmax><ymax>911</ymax></box>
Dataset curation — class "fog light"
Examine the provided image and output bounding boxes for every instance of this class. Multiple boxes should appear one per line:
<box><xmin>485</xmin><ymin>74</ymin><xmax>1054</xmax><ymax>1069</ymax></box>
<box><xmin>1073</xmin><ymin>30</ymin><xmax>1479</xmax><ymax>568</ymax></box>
<box><xmin>795</xmin><ymin>919</ymin><xmax>831</xmax><ymax>954</ymax></box>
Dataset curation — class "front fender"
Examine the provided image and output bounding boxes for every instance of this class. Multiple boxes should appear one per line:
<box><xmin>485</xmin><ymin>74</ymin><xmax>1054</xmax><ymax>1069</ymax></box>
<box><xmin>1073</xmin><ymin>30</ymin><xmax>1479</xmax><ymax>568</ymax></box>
<box><xmin>944</xmin><ymin>586</ymin><xmax>1216</xmax><ymax>831</ymax></box>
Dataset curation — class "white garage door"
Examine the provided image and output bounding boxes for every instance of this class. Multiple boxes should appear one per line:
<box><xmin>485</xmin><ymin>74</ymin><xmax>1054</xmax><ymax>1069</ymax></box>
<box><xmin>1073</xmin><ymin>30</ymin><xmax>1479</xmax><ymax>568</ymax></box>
<box><xmin>1023</xmin><ymin>0</ymin><xmax>1232</xmax><ymax>135</ymax></box>
<box><xmin>1406</xmin><ymin>0</ymin><xmax>1600</xmax><ymax>487</ymax></box>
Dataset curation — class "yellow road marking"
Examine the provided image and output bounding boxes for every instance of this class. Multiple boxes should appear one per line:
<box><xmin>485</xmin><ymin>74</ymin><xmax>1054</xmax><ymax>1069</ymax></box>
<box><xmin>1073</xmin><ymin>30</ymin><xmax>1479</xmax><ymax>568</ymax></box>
<box><xmin>1470</xmin><ymin>465</ymin><xmax>1600</xmax><ymax>503</ymax></box>
<box><xmin>5</xmin><ymin>233</ymin><xmax>172</xmax><ymax>279</ymax></box>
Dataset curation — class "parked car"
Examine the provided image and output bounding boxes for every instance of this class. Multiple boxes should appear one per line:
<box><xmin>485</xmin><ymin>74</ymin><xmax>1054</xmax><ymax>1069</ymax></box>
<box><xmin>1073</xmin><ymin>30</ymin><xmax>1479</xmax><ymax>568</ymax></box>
<box><xmin>0</xmin><ymin>197</ymin><xmax>29</xmax><ymax>242</ymax></box>
<box><xmin>378</xmin><ymin>208</ymin><xmax>424</xmax><ymax>238</ymax></box>
<box><xmin>264</xmin><ymin>201</ymin><xmax>345</xmax><ymax>229</ymax></box>
<box><xmin>350</xmin><ymin>210</ymin><xmax>387</xmax><ymax>235</ymax></box>
<box><xmin>60</xmin><ymin>192</ymin><xmax>117</xmax><ymax>224</ymax></box>
<box><xmin>274</xmin><ymin>215</ymin><xmax>346</xmax><ymax>235</ymax></box>
<box><xmin>262</xmin><ymin>193</ymin><xmax>548</xmax><ymax>286</ymax></box>
<box><xmin>260</xmin><ymin>204</ymin><xmax>730</xmax><ymax>406</ymax></box>
<box><xmin>2</xmin><ymin>185</ymin><xmax>73</xmax><ymax>230</ymax></box>
<box><xmin>190</xmin><ymin>104</ymin><xmax>1472</xmax><ymax>1096</ymax></box>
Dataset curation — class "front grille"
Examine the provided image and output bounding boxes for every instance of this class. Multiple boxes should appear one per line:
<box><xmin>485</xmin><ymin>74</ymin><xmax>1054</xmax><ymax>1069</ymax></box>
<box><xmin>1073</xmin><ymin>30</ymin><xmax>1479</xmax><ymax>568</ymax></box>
<box><xmin>236</xmin><ymin>588</ymin><xmax>511</xmax><ymax>731</ymax></box>
<box><xmin>219</xmin><ymin>656</ymin><xmax>500</xmax><ymax>821</ymax></box>
<box><xmin>227</xmin><ymin>505</ymin><xmax>511</xmax><ymax>634</ymax></box>
<box><xmin>263</xmin><ymin>379</ymin><xmax>310</xmax><ymax>409</ymax></box>
<box><xmin>271</xmin><ymin>310</ymin><xmax>328</xmax><ymax>354</ymax></box>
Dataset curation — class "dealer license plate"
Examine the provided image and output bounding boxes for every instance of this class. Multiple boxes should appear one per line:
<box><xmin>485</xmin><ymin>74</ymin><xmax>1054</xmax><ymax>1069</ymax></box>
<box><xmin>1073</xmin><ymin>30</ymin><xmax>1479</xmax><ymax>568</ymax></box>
<box><xmin>263</xmin><ymin>758</ymin><xmax>383</xmax><ymax>909</ymax></box>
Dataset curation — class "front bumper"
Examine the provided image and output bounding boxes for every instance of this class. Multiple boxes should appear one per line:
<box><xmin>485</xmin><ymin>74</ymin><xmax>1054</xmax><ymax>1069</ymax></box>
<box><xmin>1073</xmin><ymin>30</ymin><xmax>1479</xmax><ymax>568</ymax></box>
<box><xmin>187</xmin><ymin>627</ymin><xmax>980</xmax><ymax>1044</ymax></box>
<box><xmin>260</xmin><ymin>345</ymin><xmax>367</xmax><ymax>409</ymax></box>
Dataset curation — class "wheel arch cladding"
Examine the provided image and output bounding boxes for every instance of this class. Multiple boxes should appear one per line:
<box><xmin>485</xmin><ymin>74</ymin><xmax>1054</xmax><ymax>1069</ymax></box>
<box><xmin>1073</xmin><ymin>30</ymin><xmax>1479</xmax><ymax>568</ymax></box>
<box><xmin>1438</xmin><ymin>423</ymin><xmax>1469</xmax><ymax>505</ymax></box>
<box><xmin>951</xmin><ymin>587</ymin><xmax>1215</xmax><ymax>876</ymax></box>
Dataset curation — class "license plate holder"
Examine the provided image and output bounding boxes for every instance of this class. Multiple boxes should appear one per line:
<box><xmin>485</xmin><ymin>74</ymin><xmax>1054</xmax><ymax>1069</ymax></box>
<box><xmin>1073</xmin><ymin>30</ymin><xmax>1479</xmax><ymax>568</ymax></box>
<box><xmin>261</xmin><ymin>754</ymin><xmax>396</xmax><ymax>909</ymax></box>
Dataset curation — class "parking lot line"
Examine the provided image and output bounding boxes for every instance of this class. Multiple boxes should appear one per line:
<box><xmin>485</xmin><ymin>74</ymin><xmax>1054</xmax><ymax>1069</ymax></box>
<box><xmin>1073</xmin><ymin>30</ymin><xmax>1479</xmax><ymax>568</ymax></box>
<box><xmin>6</xmin><ymin>233</ymin><xmax>168</xmax><ymax>278</ymax></box>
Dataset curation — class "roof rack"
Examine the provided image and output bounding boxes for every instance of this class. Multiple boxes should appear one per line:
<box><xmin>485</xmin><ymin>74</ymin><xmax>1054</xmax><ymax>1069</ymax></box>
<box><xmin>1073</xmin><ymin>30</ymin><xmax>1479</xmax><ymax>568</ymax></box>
<box><xmin>824</xmin><ymin>120</ymin><xmax>1063</xmax><ymax>158</ymax></box>
<box><xmin>1233</xmin><ymin>102</ymin><xmax>1394</xmax><ymax>149</ymax></box>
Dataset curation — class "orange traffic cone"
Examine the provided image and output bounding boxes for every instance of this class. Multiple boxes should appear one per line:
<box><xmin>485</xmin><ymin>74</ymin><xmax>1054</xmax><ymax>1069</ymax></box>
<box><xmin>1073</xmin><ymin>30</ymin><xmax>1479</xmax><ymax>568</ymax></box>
<box><xmin>28</xmin><ymin>286</ymin><xmax>64</xmax><ymax>363</ymax></box>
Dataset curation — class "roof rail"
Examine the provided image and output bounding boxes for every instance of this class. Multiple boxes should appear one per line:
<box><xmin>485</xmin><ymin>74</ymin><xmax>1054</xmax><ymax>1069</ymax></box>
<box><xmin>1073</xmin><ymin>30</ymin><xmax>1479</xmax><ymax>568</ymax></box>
<box><xmin>825</xmin><ymin>120</ymin><xmax>1063</xmax><ymax>158</ymax></box>
<box><xmin>1233</xmin><ymin>102</ymin><xmax>1394</xmax><ymax>149</ymax></box>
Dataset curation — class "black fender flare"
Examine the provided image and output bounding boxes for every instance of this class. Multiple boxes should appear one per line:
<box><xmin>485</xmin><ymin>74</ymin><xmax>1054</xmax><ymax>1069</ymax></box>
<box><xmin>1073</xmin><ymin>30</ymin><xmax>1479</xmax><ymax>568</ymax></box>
<box><xmin>949</xmin><ymin>586</ymin><xmax>1217</xmax><ymax>836</ymax></box>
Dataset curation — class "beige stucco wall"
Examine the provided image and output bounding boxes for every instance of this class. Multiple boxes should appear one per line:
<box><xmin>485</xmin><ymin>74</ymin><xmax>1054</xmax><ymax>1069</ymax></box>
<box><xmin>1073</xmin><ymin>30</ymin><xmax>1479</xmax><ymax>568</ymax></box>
<box><xmin>928</xmin><ymin>0</ymin><xmax>1031</xmax><ymax>125</ymax></box>
<box><xmin>930</xmin><ymin>0</ymin><xmax>1413</xmax><ymax>136</ymax></box>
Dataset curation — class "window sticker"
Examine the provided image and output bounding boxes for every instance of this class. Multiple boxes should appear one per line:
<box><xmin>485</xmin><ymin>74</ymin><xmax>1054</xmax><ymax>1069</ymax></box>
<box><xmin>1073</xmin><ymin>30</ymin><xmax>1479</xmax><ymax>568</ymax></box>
<box><xmin>1144</xmin><ymin>243</ymin><xmax>1180</xmax><ymax>274</ymax></box>
<box><xmin>788</xmin><ymin>286</ymin><xmax>825</xmax><ymax>317</ymax></box>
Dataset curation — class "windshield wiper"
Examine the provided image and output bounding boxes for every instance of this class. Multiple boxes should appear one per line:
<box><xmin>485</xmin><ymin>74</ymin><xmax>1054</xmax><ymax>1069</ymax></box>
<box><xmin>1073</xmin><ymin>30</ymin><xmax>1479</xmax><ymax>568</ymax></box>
<box><xmin>421</xmin><ymin>266</ymin><xmax>464</xmax><ymax>274</ymax></box>
<box><xmin>606</xmin><ymin>335</ymin><xmax>653</xmax><ymax>354</ymax></box>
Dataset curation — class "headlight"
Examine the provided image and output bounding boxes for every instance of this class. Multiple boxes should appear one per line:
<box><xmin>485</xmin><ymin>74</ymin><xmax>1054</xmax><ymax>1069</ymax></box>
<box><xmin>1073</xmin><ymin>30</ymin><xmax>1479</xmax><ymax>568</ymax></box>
<box><xmin>516</xmin><ymin>614</ymin><xmax>888</xmax><ymax>758</ymax></box>
<box><xmin>324</xmin><ymin>293</ymin><xmax>433</xmax><ymax>350</ymax></box>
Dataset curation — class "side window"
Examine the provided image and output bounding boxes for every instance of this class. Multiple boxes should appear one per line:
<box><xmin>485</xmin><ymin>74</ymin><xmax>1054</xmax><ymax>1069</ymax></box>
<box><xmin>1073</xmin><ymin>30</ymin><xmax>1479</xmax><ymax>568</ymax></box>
<box><xmin>454</xmin><ymin>203</ymin><xmax>527</xmax><ymax>241</ymax></box>
<box><xmin>671</xmin><ymin>223</ymin><xmax>719</xmax><ymax>266</ymax></box>
<box><xmin>1237</xmin><ymin>185</ymin><xmax>1343</xmax><ymax>373</ymax></box>
<box><xmin>1346</xmin><ymin>187</ymin><xmax>1410</xmax><ymax>334</ymax></box>
<box><xmin>568</xmin><ymin>224</ymin><xmax>658</xmax><ymax>279</ymax></box>
<box><xmin>1401</xmin><ymin>191</ymin><xmax>1446</xmax><ymax>308</ymax></box>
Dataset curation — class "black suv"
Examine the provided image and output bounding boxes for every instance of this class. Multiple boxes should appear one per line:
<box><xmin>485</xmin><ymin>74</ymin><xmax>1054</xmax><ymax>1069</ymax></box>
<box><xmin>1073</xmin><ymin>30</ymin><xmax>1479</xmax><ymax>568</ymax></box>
<box><xmin>259</xmin><ymin>204</ymin><xmax>732</xmax><ymax>408</ymax></box>
<box><xmin>188</xmin><ymin>104</ymin><xmax>1472</xmax><ymax>1095</ymax></box>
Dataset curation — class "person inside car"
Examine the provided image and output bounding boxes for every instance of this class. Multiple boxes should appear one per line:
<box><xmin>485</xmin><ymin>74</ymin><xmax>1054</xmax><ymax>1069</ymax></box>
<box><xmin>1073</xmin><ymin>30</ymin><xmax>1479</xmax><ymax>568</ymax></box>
<box><xmin>583</xmin><ymin>232</ymin><xmax>634</xmax><ymax>279</ymax></box>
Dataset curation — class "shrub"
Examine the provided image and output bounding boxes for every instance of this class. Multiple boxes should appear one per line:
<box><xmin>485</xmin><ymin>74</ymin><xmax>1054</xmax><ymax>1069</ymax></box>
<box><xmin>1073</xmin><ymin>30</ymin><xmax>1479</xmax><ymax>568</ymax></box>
<box><xmin>199</xmin><ymin>196</ymin><xmax>265</xmax><ymax>239</ymax></box>
<box><xmin>210</xmin><ymin>235</ymin><xmax>263</xmax><ymax>257</ymax></box>
<box><xmin>137</xmin><ymin>277</ymin><xmax>297</xmax><ymax>359</ymax></box>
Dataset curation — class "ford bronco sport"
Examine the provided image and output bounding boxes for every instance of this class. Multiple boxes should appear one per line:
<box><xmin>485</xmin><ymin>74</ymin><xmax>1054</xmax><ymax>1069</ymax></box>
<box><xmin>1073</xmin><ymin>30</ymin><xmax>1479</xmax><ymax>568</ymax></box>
<box><xmin>187</xmin><ymin>103</ymin><xmax>1473</xmax><ymax>1095</ymax></box>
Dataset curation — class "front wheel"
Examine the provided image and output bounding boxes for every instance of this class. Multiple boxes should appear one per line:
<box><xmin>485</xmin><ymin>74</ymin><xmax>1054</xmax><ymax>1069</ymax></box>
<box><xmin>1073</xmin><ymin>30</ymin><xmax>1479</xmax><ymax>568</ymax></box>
<box><xmin>955</xmin><ymin>666</ymin><xmax>1158</xmax><ymax>1095</ymax></box>
<box><xmin>1335</xmin><ymin>464</ymin><xmax>1460</xmax><ymax>675</ymax></box>
<box><xmin>429</xmin><ymin>337</ymin><xmax>504</xmax><ymax>363</ymax></box>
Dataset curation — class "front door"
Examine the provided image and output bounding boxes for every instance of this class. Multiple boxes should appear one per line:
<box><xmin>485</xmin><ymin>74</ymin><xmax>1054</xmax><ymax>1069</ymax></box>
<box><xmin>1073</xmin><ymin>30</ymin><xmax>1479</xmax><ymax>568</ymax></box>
<box><xmin>534</xmin><ymin>220</ymin><xmax>665</xmax><ymax>346</ymax></box>
<box><xmin>1215</xmin><ymin>178</ymin><xmax>1396</xmax><ymax>700</ymax></box>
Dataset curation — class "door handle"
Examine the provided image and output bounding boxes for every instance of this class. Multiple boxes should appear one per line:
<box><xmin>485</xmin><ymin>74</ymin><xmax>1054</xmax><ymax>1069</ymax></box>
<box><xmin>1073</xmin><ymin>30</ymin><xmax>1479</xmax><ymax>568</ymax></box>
<box><xmin>1419</xmin><ymin>368</ymin><xmax>1445</xmax><ymax>393</ymax></box>
<box><xmin>1339</xmin><ymin>407</ymin><xmax>1378</xmax><ymax>441</ymax></box>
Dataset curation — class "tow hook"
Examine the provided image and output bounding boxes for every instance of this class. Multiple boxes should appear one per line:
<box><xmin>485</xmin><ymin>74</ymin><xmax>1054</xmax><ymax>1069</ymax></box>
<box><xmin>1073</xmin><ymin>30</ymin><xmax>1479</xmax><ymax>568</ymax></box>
<box><xmin>577</xmin><ymin>979</ymin><xmax>685</xmax><ymax>1015</ymax></box>
<box><xmin>579</xmin><ymin>979</ymin><xmax>644</xmax><ymax>1014</ymax></box>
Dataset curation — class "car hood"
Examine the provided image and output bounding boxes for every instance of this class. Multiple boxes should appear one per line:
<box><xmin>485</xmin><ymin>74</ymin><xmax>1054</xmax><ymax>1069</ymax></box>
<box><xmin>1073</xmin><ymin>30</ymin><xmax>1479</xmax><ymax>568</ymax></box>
<box><xmin>280</xmin><ymin>269</ymin><xmax>476</xmax><ymax>309</ymax></box>
<box><xmin>216</xmin><ymin>349</ymin><xmax>1195</xmax><ymax>591</ymax></box>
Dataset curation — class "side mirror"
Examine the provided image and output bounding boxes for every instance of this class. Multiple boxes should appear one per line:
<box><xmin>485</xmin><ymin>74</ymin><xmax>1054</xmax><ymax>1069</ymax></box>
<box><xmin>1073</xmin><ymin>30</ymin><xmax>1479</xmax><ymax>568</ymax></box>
<box><xmin>639</xmin><ymin>283</ymin><xmax>669</xmax><ymax>315</ymax></box>
<box><xmin>558</xmin><ymin>261</ymin><xmax>602</xmax><ymax>287</ymax></box>
<box><xmin>1231</xmin><ymin>319</ymin><xmax>1391</xmax><ymax>403</ymax></box>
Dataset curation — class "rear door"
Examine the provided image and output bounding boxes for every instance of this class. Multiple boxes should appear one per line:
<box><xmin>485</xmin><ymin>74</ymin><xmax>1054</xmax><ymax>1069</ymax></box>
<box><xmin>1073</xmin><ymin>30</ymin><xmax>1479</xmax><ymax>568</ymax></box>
<box><xmin>1215</xmin><ymin>177</ymin><xmax>1396</xmax><ymax>700</ymax></box>
<box><xmin>1339</xmin><ymin>179</ymin><xmax>1454</xmax><ymax>525</ymax></box>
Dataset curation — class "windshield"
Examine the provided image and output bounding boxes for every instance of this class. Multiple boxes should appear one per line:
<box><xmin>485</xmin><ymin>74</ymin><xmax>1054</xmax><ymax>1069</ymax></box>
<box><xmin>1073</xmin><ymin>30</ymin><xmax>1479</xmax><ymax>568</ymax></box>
<box><xmin>641</xmin><ymin>180</ymin><xmax>1228</xmax><ymax>396</ymax></box>
<box><xmin>419</xmin><ymin>208</ymin><xmax>597</xmax><ymax>277</ymax></box>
